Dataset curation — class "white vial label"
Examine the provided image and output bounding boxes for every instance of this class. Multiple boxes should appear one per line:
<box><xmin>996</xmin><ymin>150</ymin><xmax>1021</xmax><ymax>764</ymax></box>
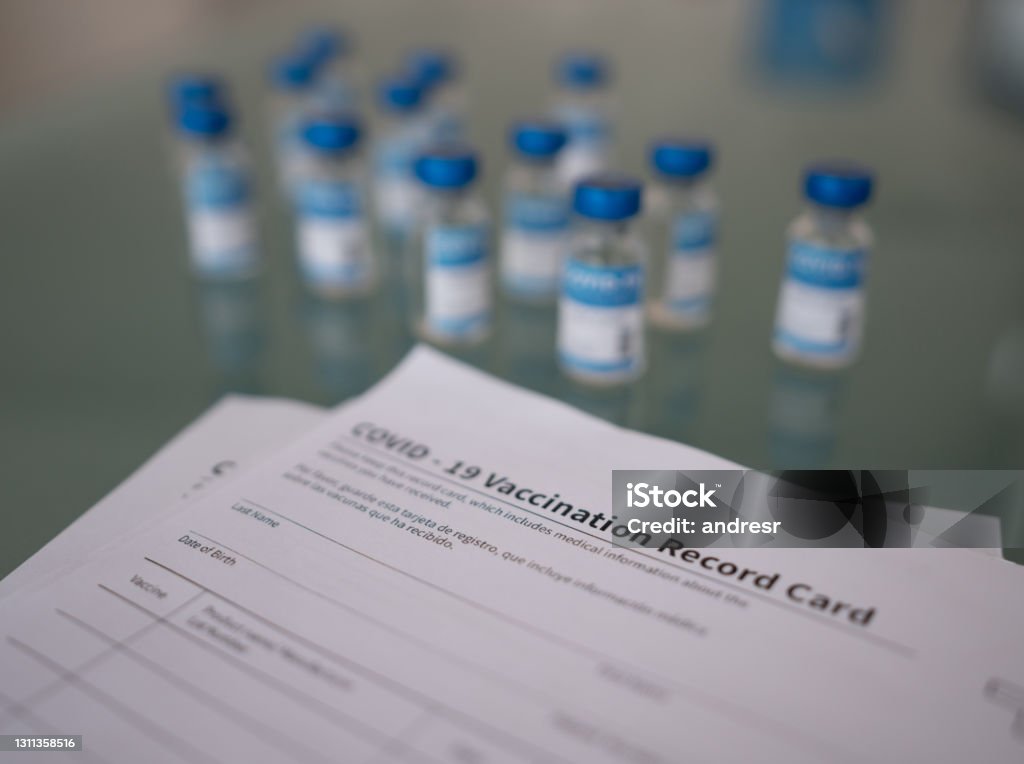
<box><xmin>186</xmin><ymin>163</ymin><xmax>257</xmax><ymax>278</ymax></box>
<box><xmin>425</xmin><ymin>224</ymin><xmax>492</xmax><ymax>341</ymax></box>
<box><xmin>296</xmin><ymin>180</ymin><xmax>374</xmax><ymax>290</ymax></box>
<box><xmin>428</xmin><ymin>104</ymin><xmax>464</xmax><ymax>142</ymax></box>
<box><xmin>374</xmin><ymin>178</ymin><xmax>420</xmax><ymax>230</ymax></box>
<box><xmin>774</xmin><ymin>240</ymin><xmax>866</xmax><ymax>361</ymax></box>
<box><xmin>276</xmin><ymin>113</ymin><xmax>312</xmax><ymax>195</ymax></box>
<box><xmin>558</xmin><ymin>147</ymin><xmax>608</xmax><ymax>186</ymax></box>
<box><xmin>663</xmin><ymin>210</ymin><xmax>717</xmax><ymax>317</ymax></box>
<box><xmin>559</xmin><ymin>259</ymin><xmax>644</xmax><ymax>381</ymax></box>
<box><xmin>553</xmin><ymin>104</ymin><xmax>610</xmax><ymax>184</ymax></box>
<box><xmin>314</xmin><ymin>77</ymin><xmax>359</xmax><ymax>112</ymax></box>
<box><xmin>501</xmin><ymin>193</ymin><xmax>571</xmax><ymax>298</ymax></box>
<box><xmin>374</xmin><ymin>134</ymin><xmax>421</xmax><ymax>231</ymax></box>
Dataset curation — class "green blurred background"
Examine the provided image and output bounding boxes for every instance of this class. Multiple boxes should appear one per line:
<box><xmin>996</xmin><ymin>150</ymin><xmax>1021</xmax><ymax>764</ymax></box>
<box><xmin>1</xmin><ymin>0</ymin><xmax>1023</xmax><ymax>576</ymax></box>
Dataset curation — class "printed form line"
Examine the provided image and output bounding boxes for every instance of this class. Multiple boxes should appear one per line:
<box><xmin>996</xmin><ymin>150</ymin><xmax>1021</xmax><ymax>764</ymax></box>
<box><xmin>335</xmin><ymin>433</ymin><xmax>916</xmax><ymax>658</ymax></box>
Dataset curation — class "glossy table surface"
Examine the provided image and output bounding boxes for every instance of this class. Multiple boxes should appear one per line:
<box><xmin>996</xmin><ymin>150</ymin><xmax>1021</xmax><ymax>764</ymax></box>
<box><xmin>2</xmin><ymin>0</ymin><xmax>1023</xmax><ymax>577</ymax></box>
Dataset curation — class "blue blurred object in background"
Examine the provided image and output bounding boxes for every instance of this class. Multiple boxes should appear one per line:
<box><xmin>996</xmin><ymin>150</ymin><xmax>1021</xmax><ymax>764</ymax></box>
<box><xmin>972</xmin><ymin>0</ymin><xmax>1024</xmax><ymax>117</ymax></box>
<box><xmin>752</xmin><ymin>0</ymin><xmax>888</xmax><ymax>90</ymax></box>
<box><xmin>166</xmin><ymin>73</ymin><xmax>227</xmax><ymax>116</ymax></box>
<box><xmin>298</xmin><ymin>23</ymin><xmax>350</xmax><ymax>68</ymax></box>
<box><xmin>404</xmin><ymin>47</ymin><xmax>457</xmax><ymax>92</ymax></box>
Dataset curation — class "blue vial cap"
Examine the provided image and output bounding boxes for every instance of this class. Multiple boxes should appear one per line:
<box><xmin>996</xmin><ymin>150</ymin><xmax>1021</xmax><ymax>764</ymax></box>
<box><xmin>299</xmin><ymin>24</ymin><xmax>350</xmax><ymax>65</ymax></box>
<box><xmin>650</xmin><ymin>137</ymin><xmax>714</xmax><ymax>179</ymax></box>
<box><xmin>557</xmin><ymin>51</ymin><xmax>609</xmax><ymax>89</ymax></box>
<box><xmin>167</xmin><ymin>74</ymin><xmax>226</xmax><ymax>110</ymax></box>
<box><xmin>573</xmin><ymin>173</ymin><xmax>643</xmax><ymax>220</ymax></box>
<box><xmin>377</xmin><ymin>75</ymin><xmax>423</xmax><ymax>113</ymax></box>
<box><xmin>415</xmin><ymin>145</ymin><xmax>479</xmax><ymax>188</ymax></box>
<box><xmin>270</xmin><ymin>53</ymin><xmax>316</xmax><ymax>90</ymax></box>
<box><xmin>510</xmin><ymin>119</ymin><xmax>568</xmax><ymax>159</ymax></box>
<box><xmin>804</xmin><ymin>162</ymin><xmax>874</xmax><ymax>208</ymax></box>
<box><xmin>405</xmin><ymin>48</ymin><xmax>457</xmax><ymax>89</ymax></box>
<box><xmin>301</xmin><ymin>113</ymin><xmax>362</xmax><ymax>154</ymax></box>
<box><xmin>178</xmin><ymin>101</ymin><xmax>232</xmax><ymax>137</ymax></box>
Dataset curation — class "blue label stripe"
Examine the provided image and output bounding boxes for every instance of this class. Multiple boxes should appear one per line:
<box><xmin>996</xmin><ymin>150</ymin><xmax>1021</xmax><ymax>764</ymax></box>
<box><xmin>429</xmin><ymin>108</ymin><xmax>465</xmax><ymax>142</ymax></box>
<box><xmin>506</xmin><ymin>193</ymin><xmax>571</xmax><ymax>233</ymax></box>
<box><xmin>559</xmin><ymin>351</ymin><xmax>637</xmax><ymax>373</ymax></box>
<box><xmin>188</xmin><ymin>165</ymin><xmax>250</xmax><ymax>209</ymax></box>
<box><xmin>297</xmin><ymin>180</ymin><xmax>362</xmax><ymax>218</ymax></box>
<box><xmin>672</xmin><ymin>211</ymin><xmax>716</xmax><ymax>251</ymax></box>
<box><xmin>428</xmin><ymin>225</ymin><xmax>488</xmax><ymax>267</ymax></box>
<box><xmin>554</xmin><ymin>105</ymin><xmax>611</xmax><ymax>144</ymax></box>
<box><xmin>313</xmin><ymin>80</ymin><xmax>360</xmax><ymax>111</ymax></box>
<box><xmin>562</xmin><ymin>260</ymin><xmax>643</xmax><ymax>307</ymax></box>
<box><xmin>375</xmin><ymin>134</ymin><xmax>420</xmax><ymax>177</ymax></box>
<box><xmin>785</xmin><ymin>240</ymin><xmax>865</xmax><ymax>290</ymax></box>
<box><xmin>302</xmin><ymin>262</ymin><xmax>369</xmax><ymax>287</ymax></box>
<box><xmin>774</xmin><ymin>329</ymin><xmax>849</xmax><ymax>355</ymax></box>
<box><xmin>194</xmin><ymin>249</ymin><xmax>256</xmax><ymax>277</ymax></box>
<box><xmin>503</xmin><ymin>272</ymin><xmax>559</xmax><ymax>298</ymax></box>
<box><xmin>429</xmin><ymin>312</ymin><xmax>491</xmax><ymax>337</ymax></box>
<box><xmin>667</xmin><ymin>295</ymin><xmax>712</xmax><ymax>312</ymax></box>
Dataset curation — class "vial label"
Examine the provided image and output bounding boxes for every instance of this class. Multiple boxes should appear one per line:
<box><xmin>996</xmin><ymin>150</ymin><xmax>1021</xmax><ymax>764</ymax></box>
<box><xmin>296</xmin><ymin>180</ymin><xmax>373</xmax><ymax>290</ymax></box>
<box><xmin>374</xmin><ymin>178</ymin><xmax>419</xmax><ymax>231</ymax></box>
<box><xmin>559</xmin><ymin>259</ymin><xmax>644</xmax><ymax>379</ymax></box>
<box><xmin>427</xmin><ymin>104</ymin><xmax>464</xmax><ymax>142</ymax></box>
<box><xmin>374</xmin><ymin>134</ymin><xmax>421</xmax><ymax>230</ymax></box>
<box><xmin>276</xmin><ymin>113</ymin><xmax>312</xmax><ymax>194</ymax></box>
<box><xmin>425</xmin><ymin>224</ymin><xmax>492</xmax><ymax>340</ymax></box>
<box><xmin>553</xmin><ymin>104</ymin><xmax>611</xmax><ymax>183</ymax></box>
<box><xmin>774</xmin><ymin>240</ymin><xmax>866</xmax><ymax>359</ymax></box>
<box><xmin>557</xmin><ymin>143</ymin><xmax>608</xmax><ymax>186</ymax></box>
<box><xmin>663</xmin><ymin>210</ymin><xmax>717</xmax><ymax>316</ymax></box>
<box><xmin>554</xmin><ymin>103</ymin><xmax>611</xmax><ymax>145</ymax></box>
<box><xmin>501</xmin><ymin>192</ymin><xmax>571</xmax><ymax>298</ymax></box>
<box><xmin>186</xmin><ymin>162</ymin><xmax>257</xmax><ymax>278</ymax></box>
<box><xmin>313</xmin><ymin>78</ymin><xmax>359</xmax><ymax>112</ymax></box>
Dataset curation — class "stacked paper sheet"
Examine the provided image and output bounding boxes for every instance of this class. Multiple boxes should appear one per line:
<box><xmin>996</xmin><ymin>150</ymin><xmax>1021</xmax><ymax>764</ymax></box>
<box><xmin>0</xmin><ymin>346</ymin><xmax>1021</xmax><ymax>763</ymax></box>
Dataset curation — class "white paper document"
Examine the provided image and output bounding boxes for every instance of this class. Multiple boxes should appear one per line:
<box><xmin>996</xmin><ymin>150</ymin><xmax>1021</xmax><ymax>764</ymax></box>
<box><xmin>1</xmin><ymin>347</ymin><xmax>1022</xmax><ymax>763</ymax></box>
<box><xmin>0</xmin><ymin>396</ymin><xmax>323</xmax><ymax>601</ymax></box>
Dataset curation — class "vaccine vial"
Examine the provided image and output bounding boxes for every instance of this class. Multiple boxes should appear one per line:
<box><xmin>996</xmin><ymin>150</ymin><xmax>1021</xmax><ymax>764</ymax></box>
<box><xmin>647</xmin><ymin>138</ymin><xmax>718</xmax><ymax>330</ymax></box>
<box><xmin>299</xmin><ymin>24</ymin><xmax>360</xmax><ymax>111</ymax></box>
<box><xmin>551</xmin><ymin>51</ymin><xmax>613</xmax><ymax>186</ymax></box>
<box><xmin>177</xmin><ymin>101</ymin><xmax>258</xmax><ymax>280</ymax></box>
<box><xmin>372</xmin><ymin>75</ymin><xmax>427</xmax><ymax>240</ymax></box>
<box><xmin>293</xmin><ymin>112</ymin><xmax>375</xmax><ymax>297</ymax></box>
<box><xmin>773</xmin><ymin>163</ymin><xmax>875</xmax><ymax>368</ymax></box>
<box><xmin>500</xmin><ymin>119</ymin><xmax>570</xmax><ymax>301</ymax></box>
<box><xmin>166</xmin><ymin>73</ymin><xmax>226</xmax><ymax>125</ymax></box>
<box><xmin>164</xmin><ymin>73</ymin><xmax>227</xmax><ymax>166</ymax></box>
<box><xmin>558</xmin><ymin>174</ymin><xmax>646</xmax><ymax>385</ymax></box>
<box><xmin>268</xmin><ymin>52</ymin><xmax>317</xmax><ymax>197</ymax></box>
<box><xmin>411</xmin><ymin>146</ymin><xmax>492</xmax><ymax>346</ymax></box>
<box><xmin>405</xmin><ymin>48</ymin><xmax>465</xmax><ymax>142</ymax></box>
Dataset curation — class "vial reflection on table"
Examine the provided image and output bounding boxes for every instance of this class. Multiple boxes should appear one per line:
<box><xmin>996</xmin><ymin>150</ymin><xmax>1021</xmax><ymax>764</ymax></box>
<box><xmin>300</xmin><ymin>293</ymin><xmax>377</xmax><ymax>405</ymax></box>
<box><xmin>193</xmin><ymin>279</ymin><xmax>267</xmax><ymax>394</ymax></box>
<box><xmin>496</xmin><ymin>299</ymin><xmax>559</xmax><ymax>394</ymax></box>
<box><xmin>636</xmin><ymin>328</ymin><xmax>710</xmax><ymax>443</ymax></box>
<box><xmin>768</xmin><ymin>360</ymin><xmax>850</xmax><ymax>469</ymax></box>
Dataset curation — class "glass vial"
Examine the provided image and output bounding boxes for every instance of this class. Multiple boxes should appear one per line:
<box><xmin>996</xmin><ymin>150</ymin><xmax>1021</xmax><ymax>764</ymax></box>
<box><xmin>558</xmin><ymin>174</ymin><xmax>646</xmax><ymax>385</ymax></box>
<box><xmin>773</xmin><ymin>163</ymin><xmax>875</xmax><ymax>369</ymax></box>
<box><xmin>500</xmin><ymin>119</ymin><xmax>571</xmax><ymax>302</ymax></box>
<box><xmin>177</xmin><ymin>101</ymin><xmax>259</xmax><ymax>280</ymax></box>
<box><xmin>647</xmin><ymin>137</ymin><xmax>719</xmax><ymax>330</ymax></box>
<box><xmin>293</xmin><ymin>112</ymin><xmax>375</xmax><ymax>297</ymax></box>
<box><xmin>411</xmin><ymin>146</ymin><xmax>492</xmax><ymax>346</ymax></box>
